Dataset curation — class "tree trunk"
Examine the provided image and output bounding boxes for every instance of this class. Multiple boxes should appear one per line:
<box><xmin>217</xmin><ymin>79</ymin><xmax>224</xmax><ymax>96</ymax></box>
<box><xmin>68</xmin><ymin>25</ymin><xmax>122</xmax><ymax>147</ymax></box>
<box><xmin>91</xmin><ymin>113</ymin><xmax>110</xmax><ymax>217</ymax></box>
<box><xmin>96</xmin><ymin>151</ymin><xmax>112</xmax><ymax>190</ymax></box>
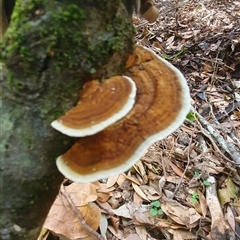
<box><xmin>0</xmin><ymin>0</ymin><xmax>134</xmax><ymax>239</ymax></box>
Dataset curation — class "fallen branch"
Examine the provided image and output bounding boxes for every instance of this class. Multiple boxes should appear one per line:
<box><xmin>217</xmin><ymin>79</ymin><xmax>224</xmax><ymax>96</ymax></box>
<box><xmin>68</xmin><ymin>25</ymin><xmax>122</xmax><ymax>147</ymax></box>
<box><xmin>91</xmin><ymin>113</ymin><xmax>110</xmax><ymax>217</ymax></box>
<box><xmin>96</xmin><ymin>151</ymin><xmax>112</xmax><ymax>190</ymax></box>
<box><xmin>206</xmin><ymin>176</ymin><xmax>227</xmax><ymax>240</ymax></box>
<box><xmin>191</xmin><ymin>108</ymin><xmax>240</xmax><ymax>165</ymax></box>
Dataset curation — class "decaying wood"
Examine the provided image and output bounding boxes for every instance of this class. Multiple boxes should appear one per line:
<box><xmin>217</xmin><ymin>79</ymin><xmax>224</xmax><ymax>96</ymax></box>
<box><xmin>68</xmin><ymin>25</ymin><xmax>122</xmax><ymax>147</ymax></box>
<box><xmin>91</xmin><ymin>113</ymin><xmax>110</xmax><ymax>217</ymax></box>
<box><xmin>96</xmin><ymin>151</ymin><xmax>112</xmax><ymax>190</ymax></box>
<box><xmin>192</xmin><ymin>108</ymin><xmax>240</xmax><ymax>165</ymax></box>
<box><xmin>206</xmin><ymin>176</ymin><xmax>228</xmax><ymax>240</ymax></box>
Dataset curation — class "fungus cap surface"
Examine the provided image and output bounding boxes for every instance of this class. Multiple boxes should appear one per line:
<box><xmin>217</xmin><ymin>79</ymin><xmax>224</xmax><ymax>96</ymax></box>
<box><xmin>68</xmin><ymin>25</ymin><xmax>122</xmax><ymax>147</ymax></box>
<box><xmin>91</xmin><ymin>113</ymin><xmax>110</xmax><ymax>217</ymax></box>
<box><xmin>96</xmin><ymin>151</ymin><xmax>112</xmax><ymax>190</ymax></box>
<box><xmin>56</xmin><ymin>45</ymin><xmax>191</xmax><ymax>182</ymax></box>
<box><xmin>51</xmin><ymin>76</ymin><xmax>136</xmax><ymax>137</ymax></box>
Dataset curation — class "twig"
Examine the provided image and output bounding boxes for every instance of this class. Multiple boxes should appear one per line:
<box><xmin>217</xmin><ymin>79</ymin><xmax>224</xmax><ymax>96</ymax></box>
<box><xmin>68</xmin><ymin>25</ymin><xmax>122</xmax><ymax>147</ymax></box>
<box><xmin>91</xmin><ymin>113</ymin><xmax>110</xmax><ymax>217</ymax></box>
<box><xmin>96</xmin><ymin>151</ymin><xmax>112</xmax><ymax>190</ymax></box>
<box><xmin>191</xmin><ymin>107</ymin><xmax>240</xmax><ymax>165</ymax></box>
<box><xmin>198</xmin><ymin>125</ymin><xmax>240</xmax><ymax>165</ymax></box>
<box><xmin>60</xmin><ymin>180</ymin><xmax>104</xmax><ymax>240</ymax></box>
<box><xmin>171</xmin><ymin>125</ymin><xmax>194</xmax><ymax>198</ymax></box>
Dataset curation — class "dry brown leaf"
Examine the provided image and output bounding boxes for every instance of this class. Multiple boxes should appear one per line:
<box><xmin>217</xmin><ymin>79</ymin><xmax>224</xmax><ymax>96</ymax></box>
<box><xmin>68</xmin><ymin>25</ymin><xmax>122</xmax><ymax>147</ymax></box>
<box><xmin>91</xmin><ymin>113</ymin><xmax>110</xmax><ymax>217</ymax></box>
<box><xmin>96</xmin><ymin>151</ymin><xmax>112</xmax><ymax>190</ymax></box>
<box><xmin>134</xmin><ymin>212</ymin><xmax>151</xmax><ymax>225</ymax></box>
<box><xmin>133</xmin><ymin>191</ymin><xmax>144</xmax><ymax>206</ymax></box>
<box><xmin>125</xmin><ymin>175</ymin><xmax>141</xmax><ymax>185</ymax></box>
<box><xmin>110</xmin><ymin>216</ymin><xmax>120</xmax><ymax>233</ymax></box>
<box><xmin>235</xmin><ymin>216</ymin><xmax>240</xmax><ymax>223</ymax></box>
<box><xmin>153</xmin><ymin>41</ymin><xmax>164</xmax><ymax>51</ymax></box>
<box><xmin>132</xmin><ymin>16</ymin><xmax>140</xmax><ymax>24</ymax></box>
<box><xmin>91</xmin><ymin>181</ymin><xmax>101</xmax><ymax>190</ymax></box>
<box><xmin>166</xmin><ymin>36</ymin><xmax>175</xmax><ymax>46</ymax></box>
<box><xmin>158</xmin><ymin>176</ymin><xmax>167</xmax><ymax>195</ymax></box>
<box><xmin>226</xmin><ymin>206</ymin><xmax>235</xmax><ymax>231</ymax></box>
<box><xmin>140</xmin><ymin>26</ymin><xmax>149</xmax><ymax>38</ymax></box>
<box><xmin>203</xmin><ymin>63</ymin><xmax>213</xmax><ymax>72</ymax></box>
<box><xmin>167</xmin><ymin>176</ymin><xmax>185</xmax><ymax>184</ymax></box>
<box><xmin>189</xmin><ymin>195</ymin><xmax>202</xmax><ymax>215</ymax></box>
<box><xmin>64</xmin><ymin>182</ymin><xmax>98</xmax><ymax>206</ymax></box>
<box><xmin>97</xmin><ymin>192</ymin><xmax>111</xmax><ymax>203</ymax></box>
<box><xmin>206</xmin><ymin>166</ymin><xmax>224</xmax><ymax>174</ymax></box>
<box><xmin>108</xmin><ymin>196</ymin><xmax>120</xmax><ymax>209</ymax></box>
<box><xmin>107</xmin><ymin>175</ymin><xmax>119</xmax><ymax>188</ymax></box>
<box><xmin>168</xmin><ymin>161</ymin><xmax>187</xmax><ymax>179</ymax></box>
<box><xmin>180</xmin><ymin>31</ymin><xmax>194</xmax><ymax>39</ymax></box>
<box><xmin>146</xmin><ymin>195</ymin><xmax>161</xmax><ymax>201</ymax></box>
<box><xmin>134</xmin><ymin>160</ymin><xmax>148</xmax><ymax>184</ymax></box>
<box><xmin>117</xmin><ymin>173</ymin><xmax>127</xmax><ymax>187</ymax></box>
<box><xmin>156</xmin><ymin>219</ymin><xmax>184</xmax><ymax>229</ymax></box>
<box><xmin>111</xmin><ymin>203</ymin><xmax>135</xmax><ymax>219</ymax></box>
<box><xmin>221</xmin><ymin>121</ymin><xmax>240</xmax><ymax>128</ymax></box>
<box><xmin>108</xmin><ymin>225</ymin><xmax>124</xmax><ymax>239</ymax></box>
<box><xmin>235</xmin><ymin>199</ymin><xmax>240</xmax><ymax>216</ymax></box>
<box><xmin>124</xmin><ymin>233</ymin><xmax>142</xmax><ymax>240</ymax></box>
<box><xmin>161</xmin><ymin>199</ymin><xmax>201</xmax><ymax>228</ymax></box>
<box><xmin>99</xmin><ymin>214</ymin><xmax>108</xmax><ymax>239</ymax></box>
<box><xmin>218</xmin><ymin>188</ymin><xmax>232</xmax><ymax>206</ymax></box>
<box><xmin>135</xmin><ymin>226</ymin><xmax>147</xmax><ymax>240</ymax></box>
<box><xmin>140</xmin><ymin>185</ymin><xmax>160</xmax><ymax>200</ymax></box>
<box><xmin>97</xmin><ymin>183</ymin><xmax>115</xmax><ymax>193</ymax></box>
<box><xmin>80</xmin><ymin>234</ymin><xmax>99</xmax><ymax>240</ymax></box>
<box><xmin>96</xmin><ymin>200</ymin><xmax>112</xmax><ymax>214</ymax></box>
<box><xmin>44</xmin><ymin>201</ymin><xmax>101</xmax><ymax>240</ymax></box>
<box><xmin>197</xmin><ymin>189</ymin><xmax>207</xmax><ymax>218</ymax></box>
<box><xmin>132</xmin><ymin>183</ymin><xmax>149</xmax><ymax>201</ymax></box>
<box><xmin>171</xmin><ymin>229</ymin><xmax>196</xmax><ymax>240</ymax></box>
<box><xmin>147</xmin><ymin>171</ymin><xmax>161</xmax><ymax>181</ymax></box>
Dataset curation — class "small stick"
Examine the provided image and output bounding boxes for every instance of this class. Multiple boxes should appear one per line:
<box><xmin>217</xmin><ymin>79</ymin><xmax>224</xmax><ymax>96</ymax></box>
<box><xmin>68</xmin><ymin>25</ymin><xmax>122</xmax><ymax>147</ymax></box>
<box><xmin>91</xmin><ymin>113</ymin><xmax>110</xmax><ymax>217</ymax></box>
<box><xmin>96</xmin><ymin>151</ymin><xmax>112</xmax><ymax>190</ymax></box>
<box><xmin>60</xmin><ymin>180</ymin><xmax>104</xmax><ymax>240</ymax></box>
<box><xmin>171</xmin><ymin>126</ymin><xmax>194</xmax><ymax>198</ymax></box>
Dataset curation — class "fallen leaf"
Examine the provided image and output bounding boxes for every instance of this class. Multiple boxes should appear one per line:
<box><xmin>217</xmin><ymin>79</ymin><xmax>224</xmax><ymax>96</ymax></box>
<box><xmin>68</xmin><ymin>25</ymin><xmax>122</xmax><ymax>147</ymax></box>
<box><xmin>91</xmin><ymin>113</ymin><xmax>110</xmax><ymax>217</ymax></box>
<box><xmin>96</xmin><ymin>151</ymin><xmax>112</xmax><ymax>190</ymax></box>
<box><xmin>44</xmin><ymin>201</ymin><xmax>101</xmax><ymax>240</ymax></box>
<box><xmin>97</xmin><ymin>183</ymin><xmax>115</xmax><ymax>193</ymax></box>
<box><xmin>171</xmin><ymin>229</ymin><xmax>196</xmax><ymax>240</ymax></box>
<box><xmin>108</xmin><ymin>226</ymin><xmax>124</xmax><ymax>239</ymax></box>
<box><xmin>107</xmin><ymin>175</ymin><xmax>119</xmax><ymax>188</ymax></box>
<box><xmin>134</xmin><ymin>212</ymin><xmax>151</xmax><ymax>225</ymax></box>
<box><xmin>124</xmin><ymin>233</ymin><xmax>142</xmax><ymax>240</ymax></box>
<box><xmin>133</xmin><ymin>191</ymin><xmax>144</xmax><ymax>206</ymax></box>
<box><xmin>97</xmin><ymin>192</ymin><xmax>111</xmax><ymax>203</ymax></box>
<box><xmin>111</xmin><ymin>203</ymin><xmax>135</xmax><ymax>219</ymax></box>
<box><xmin>226</xmin><ymin>206</ymin><xmax>235</xmax><ymax>231</ymax></box>
<box><xmin>65</xmin><ymin>182</ymin><xmax>98</xmax><ymax>206</ymax></box>
<box><xmin>110</xmin><ymin>216</ymin><xmax>120</xmax><ymax>233</ymax></box>
<box><xmin>135</xmin><ymin>225</ymin><xmax>147</xmax><ymax>240</ymax></box>
<box><xmin>132</xmin><ymin>183</ymin><xmax>149</xmax><ymax>201</ymax></box>
<box><xmin>99</xmin><ymin>214</ymin><xmax>108</xmax><ymax>238</ymax></box>
<box><xmin>161</xmin><ymin>199</ymin><xmax>201</xmax><ymax>228</ymax></box>
<box><xmin>168</xmin><ymin>161</ymin><xmax>187</xmax><ymax>179</ymax></box>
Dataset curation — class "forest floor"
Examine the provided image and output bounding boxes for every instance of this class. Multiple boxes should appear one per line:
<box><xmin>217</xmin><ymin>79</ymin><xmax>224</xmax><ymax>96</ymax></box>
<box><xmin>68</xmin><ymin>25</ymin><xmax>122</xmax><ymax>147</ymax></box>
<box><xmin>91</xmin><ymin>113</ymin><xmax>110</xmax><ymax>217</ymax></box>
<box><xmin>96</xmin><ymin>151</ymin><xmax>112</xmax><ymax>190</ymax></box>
<box><xmin>43</xmin><ymin>0</ymin><xmax>240</xmax><ymax>239</ymax></box>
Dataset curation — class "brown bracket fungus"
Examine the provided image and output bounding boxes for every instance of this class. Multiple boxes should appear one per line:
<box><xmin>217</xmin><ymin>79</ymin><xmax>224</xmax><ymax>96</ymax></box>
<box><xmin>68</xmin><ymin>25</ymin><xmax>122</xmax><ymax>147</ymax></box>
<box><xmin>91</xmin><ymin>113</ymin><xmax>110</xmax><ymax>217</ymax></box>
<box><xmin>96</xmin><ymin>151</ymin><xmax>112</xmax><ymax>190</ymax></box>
<box><xmin>55</xmin><ymin>45</ymin><xmax>191</xmax><ymax>183</ymax></box>
<box><xmin>51</xmin><ymin>76</ymin><xmax>136</xmax><ymax>137</ymax></box>
<box><xmin>135</xmin><ymin>0</ymin><xmax>159</xmax><ymax>23</ymax></box>
<box><xmin>140</xmin><ymin>0</ymin><xmax>159</xmax><ymax>23</ymax></box>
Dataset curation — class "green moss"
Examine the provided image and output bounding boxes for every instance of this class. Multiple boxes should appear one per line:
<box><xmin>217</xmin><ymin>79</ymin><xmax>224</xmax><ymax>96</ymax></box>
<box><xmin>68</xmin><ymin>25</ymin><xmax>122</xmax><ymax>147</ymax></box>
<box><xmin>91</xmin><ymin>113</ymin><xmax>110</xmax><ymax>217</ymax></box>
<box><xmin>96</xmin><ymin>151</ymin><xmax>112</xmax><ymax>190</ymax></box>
<box><xmin>1</xmin><ymin>0</ymin><xmax>129</xmax><ymax>81</ymax></box>
<box><xmin>41</xmin><ymin>77</ymin><xmax>80</xmax><ymax>123</ymax></box>
<box><xmin>1</xmin><ymin>0</ymin><xmax>133</xmax><ymax>120</ymax></box>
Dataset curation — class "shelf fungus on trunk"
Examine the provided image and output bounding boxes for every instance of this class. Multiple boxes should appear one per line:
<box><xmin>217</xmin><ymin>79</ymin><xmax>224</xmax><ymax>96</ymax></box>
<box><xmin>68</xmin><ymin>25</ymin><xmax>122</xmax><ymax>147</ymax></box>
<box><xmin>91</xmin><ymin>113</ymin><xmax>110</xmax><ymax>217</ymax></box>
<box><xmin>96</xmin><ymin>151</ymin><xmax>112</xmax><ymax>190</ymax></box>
<box><xmin>53</xmin><ymin>45</ymin><xmax>191</xmax><ymax>183</ymax></box>
<box><xmin>51</xmin><ymin>76</ymin><xmax>136</xmax><ymax>137</ymax></box>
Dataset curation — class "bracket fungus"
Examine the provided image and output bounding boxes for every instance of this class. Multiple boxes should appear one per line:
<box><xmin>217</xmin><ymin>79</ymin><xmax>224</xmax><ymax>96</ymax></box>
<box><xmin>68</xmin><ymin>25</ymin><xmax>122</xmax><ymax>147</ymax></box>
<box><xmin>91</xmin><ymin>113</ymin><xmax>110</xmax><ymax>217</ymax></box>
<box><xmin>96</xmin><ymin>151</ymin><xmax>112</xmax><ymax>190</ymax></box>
<box><xmin>135</xmin><ymin>0</ymin><xmax>159</xmax><ymax>23</ymax></box>
<box><xmin>51</xmin><ymin>76</ymin><xmax>136</xmax><ymax>137</ymax></box>
<box><xmin>53</xmin><ymin>45</ymin><xmax>191</xmax><ymax>183</ymax></box>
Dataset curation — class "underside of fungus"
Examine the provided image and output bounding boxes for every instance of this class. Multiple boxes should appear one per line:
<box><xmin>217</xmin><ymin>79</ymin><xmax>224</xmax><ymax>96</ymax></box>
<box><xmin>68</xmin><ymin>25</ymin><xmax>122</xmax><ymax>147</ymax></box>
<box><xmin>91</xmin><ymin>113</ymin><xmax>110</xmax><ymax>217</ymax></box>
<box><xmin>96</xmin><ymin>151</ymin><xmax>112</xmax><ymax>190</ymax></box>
<box><xmin>53</xmin><ymin>45</ymin><xmax>191</xmax><ymax>183</ymax></box>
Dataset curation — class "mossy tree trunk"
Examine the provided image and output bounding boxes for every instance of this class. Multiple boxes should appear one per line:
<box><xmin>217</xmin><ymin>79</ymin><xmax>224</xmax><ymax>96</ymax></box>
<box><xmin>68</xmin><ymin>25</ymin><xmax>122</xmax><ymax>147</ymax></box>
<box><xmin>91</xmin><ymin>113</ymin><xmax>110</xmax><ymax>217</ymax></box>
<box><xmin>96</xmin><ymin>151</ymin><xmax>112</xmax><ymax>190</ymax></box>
<box><xmin>0</xmin><ymin>0</ymin><xmax>134</xmax><ymax>239</ymax></box>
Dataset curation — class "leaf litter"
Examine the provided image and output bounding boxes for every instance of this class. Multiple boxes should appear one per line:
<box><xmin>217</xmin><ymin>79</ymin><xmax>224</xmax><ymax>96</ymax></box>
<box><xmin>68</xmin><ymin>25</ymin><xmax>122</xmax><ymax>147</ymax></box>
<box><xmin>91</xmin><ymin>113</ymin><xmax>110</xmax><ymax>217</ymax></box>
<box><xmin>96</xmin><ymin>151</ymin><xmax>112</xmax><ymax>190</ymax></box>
<box><xmin>41</xmin><ymin>0</ymin><xmax>240</xmax><ymax>239</ymax></box>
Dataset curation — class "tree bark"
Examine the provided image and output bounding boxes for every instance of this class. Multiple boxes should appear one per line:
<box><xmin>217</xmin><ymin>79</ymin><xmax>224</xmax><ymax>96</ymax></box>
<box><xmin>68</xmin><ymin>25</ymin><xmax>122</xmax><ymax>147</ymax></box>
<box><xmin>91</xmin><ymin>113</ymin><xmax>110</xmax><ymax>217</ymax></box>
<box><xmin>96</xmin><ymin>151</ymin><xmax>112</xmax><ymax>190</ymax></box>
<box><xmin>0</xmin><ymin>0</ymin><xmax>134</xmax><ymax>239</ymax></box>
